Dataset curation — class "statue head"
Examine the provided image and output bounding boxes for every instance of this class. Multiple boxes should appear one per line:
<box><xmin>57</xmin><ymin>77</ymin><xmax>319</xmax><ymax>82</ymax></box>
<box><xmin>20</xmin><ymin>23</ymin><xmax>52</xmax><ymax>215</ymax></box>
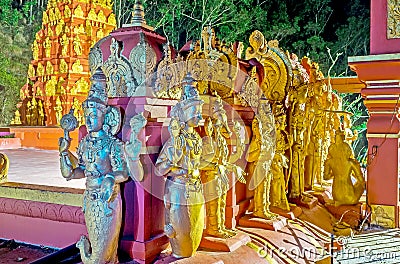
<box><xmin>82</xmin><ymin>68</ymin><xmax>108</xmax><ymax>133</ymax></box>
<box><xmin>168</xmin><ymin>118</ymin><xmax>181</xmax><ymax>138</ymax></box>
<box><xmin>170</xmin><ymin>73</ymin><xmax>203</xmax><ymax>128</ymax></box>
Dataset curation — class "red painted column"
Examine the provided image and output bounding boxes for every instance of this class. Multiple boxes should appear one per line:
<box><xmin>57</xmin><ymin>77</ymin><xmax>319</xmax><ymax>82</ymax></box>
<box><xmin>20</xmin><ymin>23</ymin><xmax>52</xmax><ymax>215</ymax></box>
<box><xmin>349</xmin><ymin>56</ymin><xmax>400</xmax><ymax>227</ymax></box>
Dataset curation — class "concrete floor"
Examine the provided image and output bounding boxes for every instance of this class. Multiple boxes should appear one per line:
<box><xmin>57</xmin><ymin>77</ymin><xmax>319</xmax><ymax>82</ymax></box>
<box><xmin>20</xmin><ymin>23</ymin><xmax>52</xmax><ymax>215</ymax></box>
<box><xmin>2</xmin><ymin>148</ymin><xmax>85</xmax><ymax>189</ymax></box>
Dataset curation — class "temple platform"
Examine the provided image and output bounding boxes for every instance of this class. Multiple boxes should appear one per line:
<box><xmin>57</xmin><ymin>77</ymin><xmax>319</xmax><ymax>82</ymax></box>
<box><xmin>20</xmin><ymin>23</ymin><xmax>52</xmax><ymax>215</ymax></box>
<box><xmin>2</xmin><ymin>148</ymin><xmax>85</xmax><ymax>189</ymax></box>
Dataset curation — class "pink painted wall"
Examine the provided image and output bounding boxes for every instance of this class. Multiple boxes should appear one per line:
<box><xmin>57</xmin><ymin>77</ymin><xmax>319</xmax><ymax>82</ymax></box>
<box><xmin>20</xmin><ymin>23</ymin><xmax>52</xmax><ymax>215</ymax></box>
<box><xmin>370</xmin><ymin>0</ymin><xmax>400</xmax><ymax>54</ymax></box>
<box><xmin>0</xmin><ymin>213</ymin><xmax>87</xmax><ymax>248</ymax></box>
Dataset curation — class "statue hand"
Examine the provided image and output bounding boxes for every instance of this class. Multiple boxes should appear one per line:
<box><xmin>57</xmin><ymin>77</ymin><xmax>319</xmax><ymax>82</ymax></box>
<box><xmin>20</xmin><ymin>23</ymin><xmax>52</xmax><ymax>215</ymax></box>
<box><xmin>218</xmin><ymin>165</ymin><xmax>229</xmax><ymax>186</ymax></box>
<box><xmin>58</xmin><ymin>137</ymin><xmax>71</xmax><ymax>153</ymax></box>
<box><xmin>125</xmin><ymin>141</ymin><xmax>141</xmax><ymax>159</ymax></box>
<box><xmin>234</xmin><ymin>166</ymin><xmax>246</xmax><ymax>184</ymax></box>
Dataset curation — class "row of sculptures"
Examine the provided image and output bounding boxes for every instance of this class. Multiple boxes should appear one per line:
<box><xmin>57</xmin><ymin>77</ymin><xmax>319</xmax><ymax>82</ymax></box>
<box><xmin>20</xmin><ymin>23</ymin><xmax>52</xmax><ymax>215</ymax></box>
<box><xmin>55</xmin><ymin>26</ymin><xmax>365</xmax><ymax>263</ymax></box>
<box><xmin>58</xmin><ymin>73</ymin><xmax>365</xmax><ymax>263</ymax></box>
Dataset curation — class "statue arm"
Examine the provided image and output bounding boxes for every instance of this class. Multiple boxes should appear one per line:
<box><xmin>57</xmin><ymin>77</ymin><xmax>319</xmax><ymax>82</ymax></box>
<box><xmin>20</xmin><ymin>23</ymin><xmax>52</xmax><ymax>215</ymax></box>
<box><xmin>110</xmin><ymin>140</ymin><xmax>129</xmax><ymax>184</ymax></box>
<box><xmin>229</xmin><ymin>121</ymin><xmax>245</xmax><ymax>164</ymax></box>
<box><xmin>155</xmin><ymin>141</ymin><xmax>187</xmax><ymax>177</ymax></box>
<box><xmin>59</xmin><ymin>137</ymin><xmax>85</xmax><ymax>180</ymax></box>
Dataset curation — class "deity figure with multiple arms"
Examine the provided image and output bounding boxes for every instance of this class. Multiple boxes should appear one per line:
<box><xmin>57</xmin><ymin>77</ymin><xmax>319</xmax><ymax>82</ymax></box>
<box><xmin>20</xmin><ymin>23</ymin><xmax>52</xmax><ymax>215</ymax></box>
<box><xmin>324</xmin><ymin>132</ymin><xmax>365</xmax><ymax>206</ymax></box>
<box><xmin>58</xmin><ymin>68</ymin><xmax>129</xmax><ymax>264</ymax></box>
<box><xmin>201</xmin><ymin>95</ymin><xmax>245</xmax><ymax>238</ymax></box>
<box><xmin>155</xmin><ymin>74</ymin><xmax>205</xmax><ymax>258</ymax></box>
<box><xmin>248</xmin><ymin>102</ymin><xmax>278</xmax><ymax>219</ymax></box>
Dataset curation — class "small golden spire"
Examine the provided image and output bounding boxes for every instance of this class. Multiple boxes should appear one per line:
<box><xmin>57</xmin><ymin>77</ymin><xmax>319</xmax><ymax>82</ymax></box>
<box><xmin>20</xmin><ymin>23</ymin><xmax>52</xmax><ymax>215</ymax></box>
<box><xmin>131</xmin><ymin>0</ymin><xmax>146</xmax><ymax>26</ymax></box>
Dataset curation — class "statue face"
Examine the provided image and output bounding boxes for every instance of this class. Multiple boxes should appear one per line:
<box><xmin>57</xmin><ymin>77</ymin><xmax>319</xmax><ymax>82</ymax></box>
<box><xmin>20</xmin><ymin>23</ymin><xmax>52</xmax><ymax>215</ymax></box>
<box><xmin>85</xmin><ymin>107</ymin><xmax>105</xmax><ymax>133</ymax></box>
<box><xmin>184</xmin><ymin>104</ymin><xmax>202</xmax><ymax>127</ymax></box>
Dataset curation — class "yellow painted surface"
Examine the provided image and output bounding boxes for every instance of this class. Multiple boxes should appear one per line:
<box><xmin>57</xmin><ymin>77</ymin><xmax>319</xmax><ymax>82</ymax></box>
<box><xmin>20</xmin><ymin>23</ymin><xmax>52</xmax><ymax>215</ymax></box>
<box><xmin>0</xmin><ymin>182</ymin><xmax>83</xmax><ymax>207</ymax></box>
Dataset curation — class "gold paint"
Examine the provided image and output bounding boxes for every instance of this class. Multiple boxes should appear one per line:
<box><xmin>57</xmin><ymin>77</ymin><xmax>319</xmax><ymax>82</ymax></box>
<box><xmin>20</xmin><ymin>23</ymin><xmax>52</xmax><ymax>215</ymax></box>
<box><xmin>247</xmin><ymin>103</ymin><xmax>278</xmax><ymax>219</ymax></box>
<box><xmin>387</xmin><ymin>0</ymin><xmax>400</xmax><ymax>38</ymax></box>
<box><xmin>11</xmin><ymin>109</ymin><xmax>22</xmax><ymax>125</ymax></box>
<box><xmin>54</xmin><ymin>96</ymin><xmax>63</xmax><ymax>125</ymax></box>
<box><xmin>269</xmin><ymin>105</ymin><xmax>290</xmax><ymax>211</ymax></box>
<box><xmin>370</xmin><ymin>205</ymin><xmax>395</xmax><ymax>228</ymax></box>
<box><xmin>245</xmin><ymin>30</ymin><xmax>290</xmax><ymax>102</ymax></box>
<box><xmin>55</xmin><ymin>19</ymin><xmax>65</xmax><ymax>36</ymax></box>
<box><xmin>71</xmin><ymin>77</ymin><xmax>89</xmax><ymax>95</ymax></box>
<box><xmin>108</xmin><ymin>13</ymin><xmax>116</xmax><ymax>26</ymax></box>
<box><xmin>0</xmin><ymin>182</ymin><xmax>83</xmax><ymax>207</ymax></box>
<box><xmin>59</xmin><ymin>58</ymin><xmax>68</xmax><ymax>73</ymax></box>
<box><xmin>73</xmin><ymin>5</ymin><xmax>84</xmax><ymax>18</ymax></box>
<box><xmin>88</xmin><ymin>9</ymin><xmax>97</xmax><ymax>21</ymax></box>
<box><xmin>64</xmin><ymin>5</ymin><xmax>71</xmax><ymax>18</ymax></box>
<box><xmin>45</xmin><ymin>76</ymin><xmax>57</xmax><ymax>96</ymax></box>
<box><xmin>46</xmin><ymin>61</ymin><xmax>54</xmax><ymax>75</ymax></box>
<box><xmin>55</xmin><ymin>7</ymin><xmax>62</xmax><ymax>21</ymax></box>
<box><xmin>201</xmin><ymin>95</ymin><xmax>246</xmax><ymax>238</ymax></box>
<box><xmin>32</xmin><ymin>40</ymin><xmax>39</xmax><ymax>60</ymax></box>
<box><xmin>73</xmin><ymin>37</ymin><xmax>83</xmax><ymax>56</ymax></box>
<box><xmin>42</xmin><ymin>11</ymin><xmax>49</xmax><ymax>24</ymax></box>
<box><xmin>0</xmin><ymin>153</ymin><xmax>9</xmax><ymax>183</ymax></box>
<box><xmin>324</xmin><ymin>132</ymin><xmax>365</xmax><ymax>206</ymax></box>
<box><xmin>44</xmin><ymin>37</ymin><xmax>51</xmax><ymax>57</ymax></box>
<box><xmin>97</xmin><ymin>10</ymin><xmax>106</xmax><ymax>23</ymax></box>
<box><xmin>37</xmin><ymin>62</ymin><xmax>44</xmax><ymax>76</ymax></box>
<box><xmin>28</xmin><ymin>64</ymin><xmax>35</xmax><ymax>78</ymax></box>
<box><xmin>72</xmin><ymin>59</ymin><xmax>84</xmax><ymax>73</ymax></box>
<box><xmin>60</xmin><ymin>34</ymin><xmax>69</xmax><ymax>57</ymax></box>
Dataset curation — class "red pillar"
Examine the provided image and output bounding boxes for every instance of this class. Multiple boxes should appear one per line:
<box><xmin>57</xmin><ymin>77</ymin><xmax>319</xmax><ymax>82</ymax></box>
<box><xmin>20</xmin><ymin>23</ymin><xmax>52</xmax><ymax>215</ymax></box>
<box><xmin>349</xmin><ymin>57</ymin><xmax>400</xmax><ymax>227</ymax></box>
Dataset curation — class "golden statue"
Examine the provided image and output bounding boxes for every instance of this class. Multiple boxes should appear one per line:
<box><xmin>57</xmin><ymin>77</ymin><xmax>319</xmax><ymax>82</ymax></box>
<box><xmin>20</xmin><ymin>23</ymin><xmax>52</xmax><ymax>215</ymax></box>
<box><xmin>72</xmin><ymin>98</ymin><xmax>84</xmax><ymax>126</ymax></box>
<box><xmin>324</xmin><ymin>132</ymin><xmax>365</xmax><ymax>205</ymax></box>
<box><xmin>269</xmin><ymin>108</ymin><xmax>291</xmax><ymax>211</ymax></box>
<box><xmin>73</xmin><ymin>37</ymin><xmax>83</xmax><ymax>56</ymax></box>
<box><xmin>44</xmin><ymin>37</ymin><xmax>51</xmax><ymax>58</ymax></box>
<box><xmin>45</xmin><ymin>76</ymin><xmax>57</xmax><ymax>96</ymax></box>
<box><xmin>26</xmin><ymin>101</ymin><xmax>32</xmax><ymax>125</ymax></box>
<box><xmin>72</xmin><ymin>59</ymin><xmax>84</xmax><ymax>73</ymax></box>
<box><xmin>37</xmin><ymin>62</ymin><xmax>44</xmax><ymax>76</ymax></box>
<box><xmin>59</xmin><ymin>59</ymin><xmax>68</xmax><ymax>73</ymax></box>
<box><xmin>56</xmin><ymin>19</ymin><xmax>65</xmax><ymax>36</ymax></box>
<box><xmin>12</xmin><ymin>109</ymin><xmax>22</xmax><ymax>125</ymax></box>
<box><xmin>46</xmin><ymin>61</ymin><xmax>54</xmax><ymax>75</ymax></box>
<box><xmin>155</xmin><ymin>74</ymin><xmax>205</xmax><ymax>258</ymax></box>
<box><xmin>60</xmin><ymin>34</ymin><xmax>69</xmax><ymax>57</ymax></box>
<box><xmin>28</xmin><ymin>64</ymin><xmax>35</xmax><ymax>78</ymax></box>
<box><xmin>59</xmin><ymin>69</ymin><xmax>129</xmax><ymax>264</ymax></box>
<box><xmin>54</xmin><ymin>96</ymin><xmax>63</xmax><ymax>125</ymax></box>
<box><xmin>64</xmin><ymin>5</ymin><xmax>71</xmax><ymax>18</ymax></box>
<box><xmin>0</xmin><ymin>153</ymin><xmax>9</xmax><ymax>183</ymax></box>
<box><xmin>248</xmin><ymin>102</ymin><xmax>278</xmax><ymax>219</ymax></box>
<box><xmin>32</xmin><ymin>40</ymin><xmax>39</xmax><ymax>61</ymax></box>
<box><xmin>201</xmin><ymin>95</ymin><xmax>246</xmax><ymax>238</ymax></box>
<box><xmin>38</xmin><ymin>100</ymin><xmax>45</xmax><ymax>126</ymax></box>
<box><xmin>73</xmin><ymin>5</ymin><xmax>84</xmax><ymax>18</ymax></box>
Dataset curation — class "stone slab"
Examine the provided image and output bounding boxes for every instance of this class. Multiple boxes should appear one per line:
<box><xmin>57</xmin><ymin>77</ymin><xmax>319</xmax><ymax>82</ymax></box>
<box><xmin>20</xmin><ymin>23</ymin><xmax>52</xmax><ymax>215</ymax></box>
<box><xmin>270</xmin><ymin>205</ymin><xmax>302</xmax><ymax>219</ymax></box>
<box><xmin>238</xmin><ymin>214</ymin><xmax>287</xmax><ymax>231</ymax></box>
<box><xmin>199</xmin><ymin>232</ymin><xmax>251</xmax><ymax>252</ymax></box>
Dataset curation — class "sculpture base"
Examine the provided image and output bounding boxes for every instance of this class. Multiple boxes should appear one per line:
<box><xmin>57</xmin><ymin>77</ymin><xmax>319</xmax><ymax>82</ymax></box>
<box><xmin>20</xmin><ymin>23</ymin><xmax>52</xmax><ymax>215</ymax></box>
<box><xmin>310</xmin><ymin>190</ymin><xmax>332</xmax><ymax>205</ymax></box>
<box><xmin>238</xmin><ymin>214</ymin><xmax>287</xmax><ymax>231</ymax></box>
<box><xmin>288</xmin><ymin>195</ymin><xmax>318</xmax><ymax>209</ymax></box>
<box><xmin>199</xmin><ymin>232</ymin><xmax>251</xmax><ymax>252</ymax></box>
<box><xmin>325</xmin><ymin>203</ymin><xmax>362</xmax><ymax>228</ymax></box>
<box><xmin>270</xmin><ymin>205</ymin><xmax>302</xmax><ymax>219</ymax></box>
